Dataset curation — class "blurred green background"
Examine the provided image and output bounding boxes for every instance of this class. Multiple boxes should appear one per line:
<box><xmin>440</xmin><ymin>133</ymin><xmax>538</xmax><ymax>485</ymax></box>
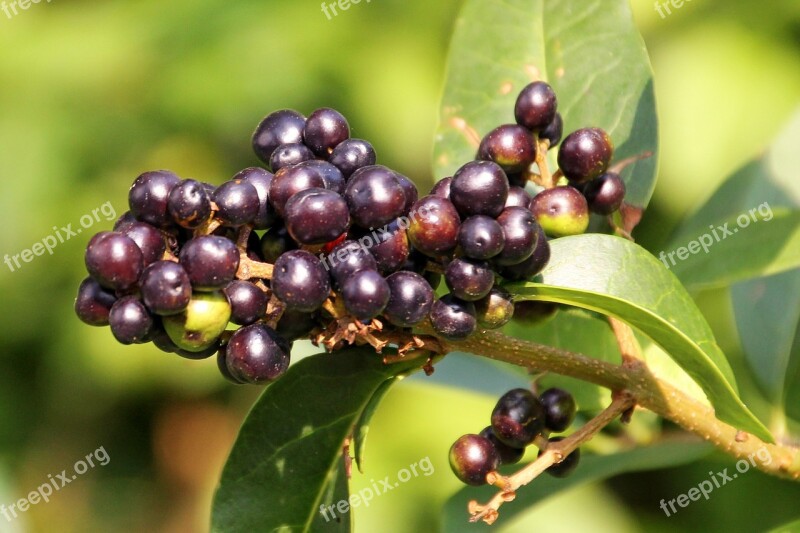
<box><xmin>0</xmin><ymin>0</ymin><xmax>798</xmax><ymax>531</ymax></box>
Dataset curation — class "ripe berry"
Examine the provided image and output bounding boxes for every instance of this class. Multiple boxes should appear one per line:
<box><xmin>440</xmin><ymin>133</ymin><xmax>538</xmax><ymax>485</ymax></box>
<box><xmin>529</xmin><ymin>186</ymin><xmax>589</xmax><ymax>237</ymax></box>
<box><xmin>259</xmin><ymin>224</ymin><xmax>296</xmax><ymax>263</ymax></box>
<box><xmin>303</xmin><ymin>107</ymin><xmax>350</xmax><ymax>156</ymax></box>
<box><xmin>491</xmin><ymin>388</ymin><xmax>546</xmax><ymax>448</ymax></box>
<box><xmin>458</xmin><ymin>215</ymin><xmax>505</xmax><ymax>260</ymax></box>
<box><xmin>109</xmin><ymin>296</ymin><xmax>153</xmax><ymax>345</ymax></box>
<box><xmin>252</xmin><ymin>109</ymin><xmax>306</xmax><ymax>164</ymax></box>
<box><xmin>494</xmin><ymin>207</ymin><xmax>539</xmax><ymax>266</ymax></box>
<box><xmin>359</xmin><ymin>219</ymin><xmax>410</xmax><ymax>274</ymax></box>
<box><xmin>341</xmin><ymin>269</ymin><xmax>390</xmax><ymax>321</ymax></box>
<box><xmin>449</xmin><ymin>434</ymin><xmax>499</xmax><ymax>486</ymax></box>
<box><xmin>541</xmin><ymin>437</ymin><xmax>581</xmax><ymax>478</ymax></box>
<box><xmin>477</xmin><ymin>124</ymin><xmax>536</xmax><ymax>173</ymax></box>
<box><xmin>479</xmin><ymin>426</ymin><xmax>524</xmax><ymax>465</ymax></box>
<box><xmin>497</xmin><ymin>226</ymin><xmax>550</xmax><ymax>281</ymax></box>
<box><xmin>268</xmin><ymin>163</ymin><xmax>327</xmax><ymax>217</ymax></box>
<box><xmin>474</xmin><ymin>287</ymin><xmax>515</xmax><ymax>329</ymax></box>
<box><xmin>329</xmin><ymin>138</ymin><xmax>376</xmax><ymax>178</ymax></box>
<box><xmin>540</xmin><ymin>113</ymin><xmax>563</xmax><ymax>147</ymax></box>
<box><xmin>118</xmin><ymin>221</ymin><xmax>166</xmax><ymax>266</ymax></box>
<box><xmin>269</xmin><ymin>142</ymin><xmax>314</xmax><ymax>172</ymax></box>
<box><xmin>583</xmin><ymin>172</ymin><xmax>626</xmax><ymax>215</ymax></box>
<box><xmin>272</xmin><ymin>250</ymin><xmax>331</xmax><ymax>312</ymax></box>
<box><xmin>429</xmin><ymin>295</ymin><xmax>476</xmax><ymax>341</ymax></box>
<box><xmin>162</xmin><ymin>291</ymin><xmax>231</xmax><ymax>352</ymax></box>
<box><xmin>284</xmin><ymin>188</ymin><xmax>350</xmax><ymax>245</ymax></box>
<box><xmin>224</xmin><ymin>280</ymin><xmax>268</xmax><ymax>325</ymax></box>
<box><xmin>276</xmin><ymin>308</ymin><xmax>319</xmax><ymax>342</ymax></box>
<box><xmin>128</xmin><ymin>170</ymin><xmax>181</xmax><ymax>227</ymax></box>
<box><xmin>445</xmin><ymin>258</ymin><xmax>494</xmax><ymax>301</ymax></box>
<box><xmin>179</xmin><ymin>236</ymin><xmax>240</xmax><ymax>290</ymax></box>
<box><xmin>407</xmin><ymin>196</ymin><xmax>460</xmax><ymax>257</ymax></box>
<box><xmin>213</xmin><ymin>178</ymin><xmax>260</xmax><ymax>227</ymax></box>
<box><xmin>383</xmin><ymin>271</ymin><xmax>434</xmax><ymax>327</ymax></box>
<box><xmin>539</xmin><ymin>388</ymin><xmax>577</xmax><ymax>432</ymax></box>
<box><xmin>75</xmin><ymin>277</ymin><xmax>117</xmax><ymax>326</ymax></box>
<box><xmin>450</xmin><ymin>161</ymin><xmax>509</xmax><ymax>218</ymax></box>
<box><xmin>85</xmin><ymin>231</ymin><xmax>144</xmax><ymax>291</ymax></box>
<box><xmin>429</xmin><ymin>177</ymin><xmax>452</xmax><ymax>199</ymax></box>
<box><xmin>217</xmin><ymin>349</ymin><xmax>245</xmax><ymax>384</ymax></box>
<box><xmin>328</xmin><ymin>240</ymin><xmax>378</xmax><ymax>287</ymax></box>
<box><xmin>505</xmin><ymin>186</ymin><xmax>532</xmax><ymax>209</ymax></box>
<box><xmin>236</xmin><ymin>167</ymin><xmax>277</xmax><ymax>230</ymax></box>
<box><xmin>302</xmin><ymin>160</ymin><xmax>347</xmax><ymax>195</ymax></box>
<box><xmin>150</xmin><ymin>321</ymin><xmax>180</xmax><ymax>354</ymax></box>
<box><xmin>514</xmin><ymin>81</ymin><xmax>558</xmax><ymax>132</ymax></box>
<box><xmin>557</xmin><ymin>127</ymin><xmax>613</xmax><ymax>183</ymax></box>
<box><xmin>394</xmin><ymin>172</ymin><xmax>419</xmax><ymax>214</ymax></box>
<box><xmin>225</xmin><ymin>324</ymin><xmax>291</xmax><ymax>384</ymax></box>
<box><xmin>344</xmin><ymin>165</ymin><xmax>407</xmax><ymax>229</ymax></box>
<box><xmin>168</xmin><ymin>179</ymin><xmax>213</xmax><ymax>229</ymax></box>
<box><xmin>140</xmin><ymin>260</ymin><xmax>192</xmax><ymax>315</ymax></box>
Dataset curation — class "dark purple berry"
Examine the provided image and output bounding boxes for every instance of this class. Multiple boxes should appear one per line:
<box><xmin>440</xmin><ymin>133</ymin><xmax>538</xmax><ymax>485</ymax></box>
<box><xmin>302</xmin><ymin>160</ymin><xmax>347</xmax><ymax>195</ymax></box>
<box><xmin>383</xmin><ymin>271</ymin><xmax>434</xmax><ymax>327</ymax></box>
<box><xmin>268</xmin><ymin>163</ymin><xmax>326</xmax><ymax>218</ymax></box>
<box><xmin>429</xmin><ymin>177</ymin><xmax>452</xmax><ymax>199</ymax></box>
<box><xmin>85</xmin><ymin>232</ymin><xmax>144</xmax><ymax>291</ymax></box>
<box><xmin>128</xmin><ymin>170</ymin><xmax>181</xmax><ymax>227</ymax></box>
<box><xmin>217</xmin><ymin>349</ymin><xmax>245</xmax><ymax>384</ymax></box>
<box><xmin>168</xmin><ymin>179</ymin><xmax>213</xmax><ymax>229</ymax></box>
<box><xmin>541</xmin><ymin>437</ymin><xmax>580</xmax><ymax>477</ymax></box>
<box><xmin>109</xmin><ymin>296</ymin><xmax>153</xmax><ymax>345</ymax></box>
<box><xmin>540</xmin><ymin>388</ymin><xmax>577</xmax><ymax>432</ymax></box>
<box><xmin>540</xmin><ymin>113</ymin><xmax>563</xmax><ymax>147</ymax></box>
<box><xmin>479</xmin><ymin>426</ymin><xmax>525</xmax><ymax>465</ymax></box>
<box><xmin>225</xmin><ymin>324</ymin><xmax>291</xmax><ymax>384</ymax></box>
<box><xmin>140</xmin><ymin>260</ymin><xmax>192</xmax><ymax>315</ymax></box>
<box><xmin>269</xmin><ymin>142</ymin><xmax>314</xmax><ymax>172</ymax></box>
<box><xmin>445</xmin><ymin>258</ymin><xmax>494</xmax><ymax>301</ymax></box>
<box><xmin>450</xmin><ymin>161</ymin><xmax>509</xmax><ymax>218</ymax></box>
<box><xmin>511</xmin><ymin>301</ymin><xmax>558</xmax><ymax>325</ymax></box>
<box><xmin>252</xmin><ymin>109</ymin><xmax>306</xmax><ymax>164</ymax></box>
<box><xmin>276</xmin><ymin>309</ymin><xmax>318</xmax><ymax>342</ymax></box>
<box><xmin>272</xmin><ymin>250</ymin><xmax>331</xmax><ymax>312</ymax></box>
<box><xmin>303</xmin><ymin>107</ymin><xmax>350</xmax><ymax>156</ymax></box>
<box><xmin>224</xmin><ymin>281</ymin><xmax>268</xmax><ymax>325</ymax></box>
<box><xmin>494</xmin><ymin>207</ymin><xmax>539</xmax><ymax>266</ymax></box>
<box><xmin>329</xmin><ymin>138</ymin><xmax>376</xmax><ymax>177</ymax></box>
<box><xmin>505</xmin><ymin>186</ymin><xmax>531</xmax><ymax>209</ymax></box>
<box><xmin>394</xmin><ymin>172</ymin><xmax>419</xmax><ymax>214</ymax></box>
<box><xmin>344</xmin><ymin>165</ymin><xmax>407</xmax><ymax>229</ymax></box>
<box><xmin>236</xmin><ymin>167</ymin><xmax>277</xmax><ymax>230</ymax></box>
<box><xmin>328</xmin><ymin>240</ymin><xmax>379</xmax><ymax>287</ymax></box>
<box><xmin>498</xmin><ymin>225</ymin><xmax>550</xmax><ymax>281</ymax></box>
<box><xmin>478</xmin><ymin>124</ymin><xmax>536</xmax><ymax>173</ymax></box>
<box><xmin>118</xmin><ymin>221</ymin><xmax>166</xmax><ymax>266</ymax></box>
<box><xmin>75</xmin><ymin>277</ymin><xmax>117</xmax><ymax>326</ymax></box>
<box><xmin>583</xmin><ymin>172</ymin><xmax>626</xmax><ymax>215</ymax></box>
<box><xmin>213</xmin><ymin>178</ymin><xmax>260</xmax><ymax>227</ymax></box>
<box><xmin>407</xmin><ymin>196</ymin><xmax>460</xmax><ymax>257</ymax></box>
<box><xmin>359</xmin><ymin>219</ymin><xmax>410</xmax><ymax>274</ymax></box>
<box><xmin>514</xmin><ymin>81</ymin><xmax>558</xmax><ymax>131</ymax></box>
<box><xmin>557</xmin><ymin>127</ymin><xmax>614</xmax><ymax>183</ymax></box>
<box><xmin>458</xmin><ymin>215</ymin><xmax>505</xmax><ymax>260</ymax></box>
<box><xmin>341</xmin><ymin>269</ymin><xmax>390</xmax><ymax>321</ymax></box>
<box><xmin>491</xmin><ymin>388</ymin><xmax>546</xmax><ymax>448</ymax></box>
<box><xmin>259</xmin><ymin>224</ymin><xmax>296</xmax><ymax>263</ymax></box>
<box><xmin>449</xmin><ymin>434</ymin><xmax>499</xmax><ymax>486</ymax></box>
<box><xmin>429</xmin><ymin>295</ymin><xmax>476</xmax><ymax>341</ymax></box>
<box><xmin>284</xmin><ymin>188</ymin><xmax>349</xmax><ymax>245</ymax></box>
<box><xmin>179</xmin><ymin>236</ymin><xmax>240</xmax><ymax>291</ymax></box>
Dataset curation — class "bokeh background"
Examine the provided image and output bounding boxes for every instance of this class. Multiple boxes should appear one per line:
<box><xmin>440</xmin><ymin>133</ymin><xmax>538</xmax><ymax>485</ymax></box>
<box><xmin>0</xmin><ymin>1</ymin><xmax>799</xmax><ymax>531</ymax></box>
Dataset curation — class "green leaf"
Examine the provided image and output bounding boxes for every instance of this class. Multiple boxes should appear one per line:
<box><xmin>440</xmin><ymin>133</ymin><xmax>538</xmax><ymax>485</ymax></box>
<box><xmin>442</xmin><ymin>440</ymin><xmax>712</xmax><ymax>532</ymax></box>
<box><xmin>505</xmin><ymin>234</ymin><xmax>772</xmax><ymax>442</ymax></box>
<box><xmin>667</xmin><ymin>208</ymin><xmax>800</xmax><ymax>290</ymax></box>
<box><xmin>211</xmin><ymin>348</ymin><xmax>422</xmax><ymax>533</ymax></box>
<box><xmin>353</xmin><ymin>375</ymin><xmax>402</xmax><ymax>473</ymax></box>
<box><xmin>434</xmin><ymin>0</ymin><xmax>658</xmax><ymax>208</ymax></box>
<box><xmin>768</xmin><ymin>517</ymin><xmax>800</xmax><ymax>533</ymax></box>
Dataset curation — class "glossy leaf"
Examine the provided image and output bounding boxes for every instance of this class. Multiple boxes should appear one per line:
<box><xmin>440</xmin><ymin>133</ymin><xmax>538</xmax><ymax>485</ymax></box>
<box><xmin>211</xmin><ymin>348</ymin><xmax>422</xmax><ymax>533</ymax></box>
<box><xmin>442</xmin><ymin>440</ymin><xmax>712</xmax><ymax>532</ymax></box>
<box><xmin>505</xmin><ymin>234</ymin><xmax>772</xmax><ymax>442</ymax></box>
<box><xmin>434</xmin><ymin>0</ymin><xmax>658</xmax><ymax>208</ymax></box>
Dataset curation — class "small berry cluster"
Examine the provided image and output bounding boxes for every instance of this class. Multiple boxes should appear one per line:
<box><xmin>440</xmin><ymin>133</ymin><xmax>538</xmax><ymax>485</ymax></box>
<box><xmin>449</xmin><ymin>387</ymin><xmax>578</xmax><ymax>485</ymax></box>
<box><xmin>73</xmin><ymin>79</ymin><xmax>624</xmax><ymax>386</ymax></box>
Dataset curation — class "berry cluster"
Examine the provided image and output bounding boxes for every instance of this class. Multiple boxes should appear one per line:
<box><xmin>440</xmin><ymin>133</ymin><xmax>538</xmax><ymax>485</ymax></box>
<box><xmin>73</xmin><ymin>79</ymin><xmax>622</xmax><ymax>386</ymax></box>
<box><xmin>449</xmin><ymin>387</ymin><xmax>578</xmax><ymax>485</ymax></box>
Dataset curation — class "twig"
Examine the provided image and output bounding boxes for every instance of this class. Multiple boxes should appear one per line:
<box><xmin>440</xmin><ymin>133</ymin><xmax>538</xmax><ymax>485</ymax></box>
<box><xmin>236</xmin><ymin>256</ymin><xmax>273</xmax><ymax>280</ymax></box>
<box><xmin>608</xmin><ymin>317</ymin><xmax>643</xmax><ymax>367</ymax></box>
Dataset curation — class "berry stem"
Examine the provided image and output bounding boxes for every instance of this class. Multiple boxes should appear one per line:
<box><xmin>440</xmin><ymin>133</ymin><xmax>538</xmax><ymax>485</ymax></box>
<box><xmin>533</xmin><ymin>137</ymin><xmax>557</xmax><ymax>189</ymax></box>
<box><xmin>608</xmin><ymin>317</ymin><xmax>643</xmax><ymax>366</ymax></box>
<box><xmin>427</xmin><ymin>327</ymin><xmax>800</xmax><ymax>481</ymax></box>
<box><xmin>470</xmin><ymin>393</ymin><xmax>635</xmax><ymax>524</ymax></box>
<box><xmin>236</xmin><ymin>256</ymin><xmax>274</xmax><ymax>280</ymax></box>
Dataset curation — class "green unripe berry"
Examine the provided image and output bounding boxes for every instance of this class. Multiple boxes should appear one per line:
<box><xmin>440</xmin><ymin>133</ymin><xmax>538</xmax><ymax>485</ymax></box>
<box><xmin>529</xmin><ymin>186</ymin><xmax>589</xmax><ymax>238</ymax></box>
<box><xmin>163</xmin><ymin>291</ymin><xmax>231</xmax><ymax>352</ymax></box>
